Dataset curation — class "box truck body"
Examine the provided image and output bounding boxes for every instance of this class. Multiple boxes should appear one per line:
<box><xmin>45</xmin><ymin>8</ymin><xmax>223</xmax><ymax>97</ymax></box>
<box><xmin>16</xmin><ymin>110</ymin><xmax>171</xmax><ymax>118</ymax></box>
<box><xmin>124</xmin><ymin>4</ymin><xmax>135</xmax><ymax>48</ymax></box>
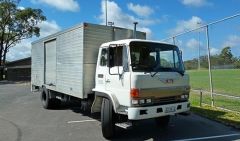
<box><xmin>31</xmin><ymin>23</ymin><xmax>146</xmax><ymax>99</ymax></box>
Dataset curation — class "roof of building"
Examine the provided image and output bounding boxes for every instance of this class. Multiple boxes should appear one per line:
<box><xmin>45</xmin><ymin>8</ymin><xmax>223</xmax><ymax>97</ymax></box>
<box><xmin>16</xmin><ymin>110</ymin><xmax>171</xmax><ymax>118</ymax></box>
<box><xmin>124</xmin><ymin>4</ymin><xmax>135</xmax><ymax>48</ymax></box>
<box><xmin>6</xmin><ymin>57</ymin><xmax>31</xmax><ymax>68</ymax></box>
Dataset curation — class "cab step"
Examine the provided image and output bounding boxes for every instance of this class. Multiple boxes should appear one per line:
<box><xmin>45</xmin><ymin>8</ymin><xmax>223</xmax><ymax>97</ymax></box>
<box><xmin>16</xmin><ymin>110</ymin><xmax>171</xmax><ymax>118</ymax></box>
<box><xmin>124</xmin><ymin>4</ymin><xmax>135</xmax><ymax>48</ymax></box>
<box><xmin>115</xmin><ymin>122</ymin><xmax>133</xmax><ymax>129</ymax></box>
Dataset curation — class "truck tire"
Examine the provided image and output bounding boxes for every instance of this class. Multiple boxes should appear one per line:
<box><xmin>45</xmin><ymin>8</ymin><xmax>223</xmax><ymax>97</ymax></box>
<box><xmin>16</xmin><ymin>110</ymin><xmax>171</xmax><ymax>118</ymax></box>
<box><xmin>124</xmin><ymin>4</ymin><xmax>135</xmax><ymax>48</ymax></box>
<box><xmin>41</xmin><ymin>88</ymin><xmax>55</xmax><ymax>109</ymax></box>
<box><xmin>155</xmin><ymin>116</ymin><xmax>170</xmax><ymax>128</ymax></box>
<box><xmin>101</xmin><ymin>98</ymin><xmax>115</xmax><ymax>139</ymax></box>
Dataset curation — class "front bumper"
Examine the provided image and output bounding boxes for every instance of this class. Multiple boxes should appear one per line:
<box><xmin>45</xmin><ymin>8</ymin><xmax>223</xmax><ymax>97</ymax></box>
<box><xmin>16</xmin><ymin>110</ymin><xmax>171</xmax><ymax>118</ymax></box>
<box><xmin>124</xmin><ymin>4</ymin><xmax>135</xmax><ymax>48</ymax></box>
<box><xmin>127</xmin><ymin>101</ymin><xmax>190</xmax><ymax>120</ymax></box>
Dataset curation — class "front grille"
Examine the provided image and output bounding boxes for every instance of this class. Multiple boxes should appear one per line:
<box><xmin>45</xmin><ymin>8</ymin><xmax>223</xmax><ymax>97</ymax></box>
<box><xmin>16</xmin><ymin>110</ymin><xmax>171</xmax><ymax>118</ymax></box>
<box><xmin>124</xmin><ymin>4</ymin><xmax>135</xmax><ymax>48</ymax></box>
<box><xmin>153</xmin><ymin>96</ymin><xmax>179</xmax><ymax>104</ymax></box>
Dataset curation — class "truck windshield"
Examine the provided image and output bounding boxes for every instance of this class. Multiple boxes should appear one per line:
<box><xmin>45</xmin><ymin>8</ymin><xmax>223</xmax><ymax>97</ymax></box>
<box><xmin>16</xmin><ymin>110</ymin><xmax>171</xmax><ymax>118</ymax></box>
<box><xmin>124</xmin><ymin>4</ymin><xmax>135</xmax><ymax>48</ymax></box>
<box><xmin>129</xmin><ymin>41</ymin><xmax>185</xmax><ymax>74</ymax></box>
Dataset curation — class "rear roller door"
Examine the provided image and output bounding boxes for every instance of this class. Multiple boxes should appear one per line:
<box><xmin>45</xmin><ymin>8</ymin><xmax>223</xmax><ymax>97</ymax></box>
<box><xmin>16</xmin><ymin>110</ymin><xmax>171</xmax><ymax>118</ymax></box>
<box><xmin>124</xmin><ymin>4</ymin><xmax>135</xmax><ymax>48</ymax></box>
<box><xmin>44</xmin><ymin>39</ymin><xmax>56</xmax><ymax>86</ymax></box>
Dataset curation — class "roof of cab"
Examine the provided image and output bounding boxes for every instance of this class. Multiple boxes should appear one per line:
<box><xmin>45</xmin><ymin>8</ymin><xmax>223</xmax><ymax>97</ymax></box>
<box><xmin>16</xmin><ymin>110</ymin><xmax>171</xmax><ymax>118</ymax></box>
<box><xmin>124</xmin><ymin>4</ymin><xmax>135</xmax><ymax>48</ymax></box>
<box><xmin>100</xmin><ymin>39</ymin><xmax>175</xmax><ymax>47</ymax></box>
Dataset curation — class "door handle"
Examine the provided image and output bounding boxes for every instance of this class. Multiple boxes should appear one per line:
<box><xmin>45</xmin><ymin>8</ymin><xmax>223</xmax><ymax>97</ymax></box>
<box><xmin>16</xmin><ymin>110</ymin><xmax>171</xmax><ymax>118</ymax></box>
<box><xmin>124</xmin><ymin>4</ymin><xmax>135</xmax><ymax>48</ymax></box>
<box><xmin>106</xmin><ymin>79</ymin><xmax>111</xmax><ymax>83</ymax></box>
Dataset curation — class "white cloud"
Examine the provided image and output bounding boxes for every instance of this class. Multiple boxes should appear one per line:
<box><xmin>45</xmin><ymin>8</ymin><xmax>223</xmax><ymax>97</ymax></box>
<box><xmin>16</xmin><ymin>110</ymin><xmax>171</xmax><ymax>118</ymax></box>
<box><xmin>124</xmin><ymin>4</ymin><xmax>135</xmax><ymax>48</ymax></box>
<box><xmin>17</xmin><ymin>6</ymin><xmax>25</xmax><ymax>10</ymax></box>
<box><xmin>99</xmin><ymin>1</ymin><xmax>158</xmax><ymax>39</ymax></box>
<box><xmin>181</xmin><ymin>0</ymin><xmax>211</xmax><ymax>7</ymax></box>
<box><xmin>170</xmin><ymin>16</ymin><xmax>204</xmax><ymax>35</ymax></box>
<box><xmin>210</xmin><ymin>48</ymin><xmax>219</xmax><ymax>55</ymax></box>
<box><xmin>127</xmin><ymin>3</ymin><xmax>154</xmax><ymax>17</ymax></box>
<box><xmin>186</xmin><ymin>38</ymin><xmax>202</xmax><ymax>49</ymax></box>
<box><xmin>38</xmin><ymin>20</ymin><xmax>61</xmax><ymax>37</ymax></box>
<box><xmin>31</xmin><ymin>0</ymin><xmax>80</xmax><ymax>12</ymax></box>
<box><xmin>7</xmin><ymin>20</ymin><xmax>61</xmax><ymax>61</ymax></box>
<box><xmin>222</xmin><ymin>35</ymin><xmax>240</xmax><ymax>48</ymax></box>
<box><xmin>7</xmin><ymin>39</ymin><xmax>32</xmax><ymax>61</ymax></box>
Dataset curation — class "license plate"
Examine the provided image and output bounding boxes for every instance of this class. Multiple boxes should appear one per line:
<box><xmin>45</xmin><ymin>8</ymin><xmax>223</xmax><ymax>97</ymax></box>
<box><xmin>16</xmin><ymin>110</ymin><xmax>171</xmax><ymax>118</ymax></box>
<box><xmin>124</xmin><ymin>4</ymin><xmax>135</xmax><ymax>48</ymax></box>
<box><xmin>165</xmin><ymin>106</ymin><xmax>176</xmax><ymax>113</ymax></box>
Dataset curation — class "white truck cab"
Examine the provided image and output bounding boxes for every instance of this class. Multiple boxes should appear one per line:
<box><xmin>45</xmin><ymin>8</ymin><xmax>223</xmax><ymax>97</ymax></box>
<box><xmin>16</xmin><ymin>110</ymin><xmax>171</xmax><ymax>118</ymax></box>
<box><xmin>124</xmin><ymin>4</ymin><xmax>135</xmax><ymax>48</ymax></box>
<box><xmin>92</xmin><ymin>39</ymin><xmax>190</xmax><ymax>138</ymax></box>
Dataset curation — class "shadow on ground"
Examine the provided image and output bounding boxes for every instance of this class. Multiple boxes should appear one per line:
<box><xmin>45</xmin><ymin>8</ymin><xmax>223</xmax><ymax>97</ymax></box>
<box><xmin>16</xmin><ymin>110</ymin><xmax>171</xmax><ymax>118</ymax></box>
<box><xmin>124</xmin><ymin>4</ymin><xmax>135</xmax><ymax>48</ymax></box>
<box><xmin>0</xmin><ymin>80</ymin><xmax>30</xmax><ymax>85</ymax></box>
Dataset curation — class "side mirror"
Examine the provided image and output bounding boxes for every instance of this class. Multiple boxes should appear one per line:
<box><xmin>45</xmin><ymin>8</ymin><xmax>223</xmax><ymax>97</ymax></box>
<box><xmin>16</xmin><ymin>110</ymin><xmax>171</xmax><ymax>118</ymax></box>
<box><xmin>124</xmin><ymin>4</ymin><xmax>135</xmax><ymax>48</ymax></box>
<box><xmin>107</xmin><ymin>47</ymin><xmax>114</xmax><ymax>68</ymax></box>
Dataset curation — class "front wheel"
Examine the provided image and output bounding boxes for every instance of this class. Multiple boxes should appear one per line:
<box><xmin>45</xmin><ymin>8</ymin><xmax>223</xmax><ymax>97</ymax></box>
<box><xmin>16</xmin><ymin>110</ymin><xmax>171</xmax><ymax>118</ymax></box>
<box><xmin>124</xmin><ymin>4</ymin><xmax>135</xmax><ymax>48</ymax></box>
<box><xmin>101</xmin><ymin>98</ymin><xmax>115</xmax><ymax>139</ymax></box>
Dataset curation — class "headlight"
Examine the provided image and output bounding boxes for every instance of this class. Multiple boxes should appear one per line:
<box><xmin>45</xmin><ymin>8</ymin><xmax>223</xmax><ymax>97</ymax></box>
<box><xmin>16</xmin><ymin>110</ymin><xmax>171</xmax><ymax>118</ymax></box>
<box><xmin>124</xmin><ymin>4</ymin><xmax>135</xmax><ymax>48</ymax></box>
<box><xmin>131</xmin><ymin>99</ymin><xmax>138</xmax><ymax>105</ymax></box>
<box><xmin>131</xmin><ymin>98</ymin><xmax>152</xmax><ymax>105</ymax></box>
<box><xmin>146</xmin><ymin>99</ymin><xmax>152</xmax><ymax>103</ymax></box>
<box><xmin>181</xmin><ymin>94</ymin><xmax>189</xmax><ymax>99</ymax></box>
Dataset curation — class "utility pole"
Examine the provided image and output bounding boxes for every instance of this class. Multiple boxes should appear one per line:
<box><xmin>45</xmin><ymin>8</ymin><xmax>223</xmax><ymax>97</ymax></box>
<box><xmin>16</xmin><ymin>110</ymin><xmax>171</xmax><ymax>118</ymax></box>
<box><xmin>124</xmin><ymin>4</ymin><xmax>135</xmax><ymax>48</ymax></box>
<box><xmin>197</xmin><ymin>22</ymin><xmax>201</xmax><ymax>70</ymax></box>
<box><xmin>105</xmin><ymin>0</ymin><xmax>107</xmax><ymax>26</ymax></box>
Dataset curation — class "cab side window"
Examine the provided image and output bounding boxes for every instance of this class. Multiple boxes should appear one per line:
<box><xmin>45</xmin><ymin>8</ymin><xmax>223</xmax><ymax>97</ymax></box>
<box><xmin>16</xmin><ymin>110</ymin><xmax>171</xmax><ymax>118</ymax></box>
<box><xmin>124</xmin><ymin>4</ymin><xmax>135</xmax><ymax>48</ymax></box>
<box><xmin>100</xmin><ymin>48</ymin><xmax>107</xmax><ymax>66</ymax></box>
<box><xmin>113</xmin><ymin>46</ymin><xmax>123</xmax><ymax>67</ymax></box>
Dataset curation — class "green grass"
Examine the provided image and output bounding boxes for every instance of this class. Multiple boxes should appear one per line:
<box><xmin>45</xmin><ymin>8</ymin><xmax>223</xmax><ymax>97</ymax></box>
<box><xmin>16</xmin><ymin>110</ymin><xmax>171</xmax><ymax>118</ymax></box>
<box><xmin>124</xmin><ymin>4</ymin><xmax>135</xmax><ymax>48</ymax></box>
<box><xmin>190</xmin><ymin>93</ymin><xmax>240</xmax><ymax>129</ymax></box>
<box><xmin>188</xmin><ymin>69</ymin><xmax>240</xmax><ymax>128</ymax></box>
<box><xmin>187</xmin><ymin>69</ymin><xmax>240</xmax><ymax>96</ymax></box>
<box><xmin>190</xmin><ymin>92</ymin><xmax>240</xmax><ymax>112</ymax></box>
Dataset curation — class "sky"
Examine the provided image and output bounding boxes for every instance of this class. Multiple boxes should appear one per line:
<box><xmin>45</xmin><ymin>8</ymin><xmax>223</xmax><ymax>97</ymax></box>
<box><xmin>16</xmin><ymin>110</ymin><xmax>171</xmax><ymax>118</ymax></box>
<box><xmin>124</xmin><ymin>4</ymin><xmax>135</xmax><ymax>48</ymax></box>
<box><xmin>7</xmin><ymin>0</ymin><xmax>240</xmax><ymax>61</ymax></box>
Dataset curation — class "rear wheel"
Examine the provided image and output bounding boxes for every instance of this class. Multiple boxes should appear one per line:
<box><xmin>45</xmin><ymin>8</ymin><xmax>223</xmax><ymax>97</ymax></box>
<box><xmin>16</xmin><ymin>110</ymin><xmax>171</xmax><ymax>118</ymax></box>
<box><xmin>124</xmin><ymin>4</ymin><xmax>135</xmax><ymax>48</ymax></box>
<box><xmin>155</xmin><ymin>116</ymin><xmax>170</xmax><ymax>128</ymax></box>
<box><xmin>41</xmin><ymin>88</ymin><xmax>60</xmax><ymax>109</ymax></box>
<box><xmin>101</xmin><ymin>98</ymin><xmax>115</xmax><ymax>139</ymax></box>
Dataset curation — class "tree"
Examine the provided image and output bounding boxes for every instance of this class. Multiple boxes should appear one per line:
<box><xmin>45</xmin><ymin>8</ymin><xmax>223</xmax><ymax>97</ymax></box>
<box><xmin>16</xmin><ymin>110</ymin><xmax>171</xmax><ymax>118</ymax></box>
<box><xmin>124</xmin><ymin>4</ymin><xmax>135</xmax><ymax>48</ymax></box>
<box><xmin>0</xmin><ymin>0</ymin><xmax>46</xmax><ymax>80</ymax></box>
<box><xmin>233</xmin><ymin>57</ymin><xmax>240</xmax><ymax>68</ymax></box>
<box><xmin>219</xmin><ymin>46</ymin><xmax>233</xmax><ymax>65</ymax></box>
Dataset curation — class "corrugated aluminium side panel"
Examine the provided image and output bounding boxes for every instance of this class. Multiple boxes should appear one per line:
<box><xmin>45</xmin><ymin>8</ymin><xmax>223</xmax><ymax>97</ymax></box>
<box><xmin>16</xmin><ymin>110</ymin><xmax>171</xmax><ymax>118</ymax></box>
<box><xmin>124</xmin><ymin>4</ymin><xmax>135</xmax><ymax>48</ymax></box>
<box><xmin>31</xmin><ymin>41</ymin><xmax>44</xmax><ymax>86</ymax></box>
<box><xmin>56</xmin><ymin>26</ymin><xmax>84</xmax><ymax>98</ymax></box>
<box><xmin>83</xmin><ymin>24</ymin><xmax>113</xmax><ymax>64</ymax></box>
<box><xmin>82</xmin><ymin>24</ymin><xmax>146</xmax><ymax>96</ymax></box>
<box><xmin>135</xmin><ymin>31</ymin><xmax>146</xmax><ymax>39</ymax></box>
<box><xmin>82</xmin><ymin>64</ymin><xmax>96</xmax><ymax>96</ymax></box>
<box><xmin>83</xmin><ymin>24</ymin><xmax>113</xmax><ymax>96</ymax></box>
<box><xmin>114</xmin><ymin>27</ymin><xmax>146</xmax><ymax>40</ymax></box>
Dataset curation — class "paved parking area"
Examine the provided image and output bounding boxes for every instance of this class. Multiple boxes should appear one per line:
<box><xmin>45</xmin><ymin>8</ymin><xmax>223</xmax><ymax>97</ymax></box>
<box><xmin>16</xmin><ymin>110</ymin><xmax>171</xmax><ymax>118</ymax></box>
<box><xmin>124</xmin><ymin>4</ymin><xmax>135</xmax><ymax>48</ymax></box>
<box><xmin>0</xmin><ymin>82</ymin><xmax>239</xmax><ymax>141</ymax></box>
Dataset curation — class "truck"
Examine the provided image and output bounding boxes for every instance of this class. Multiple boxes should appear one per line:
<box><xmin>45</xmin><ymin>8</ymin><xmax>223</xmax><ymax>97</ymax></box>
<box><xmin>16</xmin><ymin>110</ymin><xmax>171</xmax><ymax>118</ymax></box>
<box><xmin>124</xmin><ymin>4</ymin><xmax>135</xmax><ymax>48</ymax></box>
<box><xmin>31</xmin><ymin>23</ymin><xmax>190</xmax><ymax>139</ymax></box>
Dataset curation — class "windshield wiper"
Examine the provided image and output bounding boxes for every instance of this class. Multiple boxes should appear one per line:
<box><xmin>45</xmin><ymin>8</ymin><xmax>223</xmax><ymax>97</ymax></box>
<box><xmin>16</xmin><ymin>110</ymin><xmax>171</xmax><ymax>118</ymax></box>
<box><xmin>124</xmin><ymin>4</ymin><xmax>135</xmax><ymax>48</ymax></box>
<box><xmin>150</xmin><ymin>65</ymin><xmax>162</xmax><ymax>77</ymax></box>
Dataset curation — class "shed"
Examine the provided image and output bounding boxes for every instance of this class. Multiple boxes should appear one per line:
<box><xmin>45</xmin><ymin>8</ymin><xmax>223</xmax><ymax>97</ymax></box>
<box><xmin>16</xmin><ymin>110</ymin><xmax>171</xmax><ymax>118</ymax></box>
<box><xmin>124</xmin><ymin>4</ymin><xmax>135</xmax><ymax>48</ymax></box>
<box><xmin>6</xmin><ymin>57</ymin><xmax>31</xmax><ymax>81</ymax></box>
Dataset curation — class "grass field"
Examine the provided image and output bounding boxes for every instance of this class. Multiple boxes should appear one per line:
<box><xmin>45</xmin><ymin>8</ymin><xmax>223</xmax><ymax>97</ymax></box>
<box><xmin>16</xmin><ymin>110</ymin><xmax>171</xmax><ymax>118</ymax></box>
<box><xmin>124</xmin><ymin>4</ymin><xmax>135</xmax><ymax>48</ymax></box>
<box><xmin>187</xmin><ymin>69</ymin><xmax>240</xmax><ymax>96</ymax></box>
<box><xmin>190</xmin><ymin>93</ymin><xmax>240</xmax><ymax>128</ymax></box>
<box><xmin>190</xmin><ymin>92</ymin><xmax>240</xmax><ymax>112</ymax></box>
<box><xmin>188</xmin><ymin>69</ymin><xmax>240</xmax><ymax>128</ymax></box>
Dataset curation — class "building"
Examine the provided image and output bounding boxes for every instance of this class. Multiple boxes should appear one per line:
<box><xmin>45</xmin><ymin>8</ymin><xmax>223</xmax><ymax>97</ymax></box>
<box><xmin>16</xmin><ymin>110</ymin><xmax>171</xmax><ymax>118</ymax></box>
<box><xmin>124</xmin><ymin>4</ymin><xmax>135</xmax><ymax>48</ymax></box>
<box><xmin>5</xmin><ymin>57</ymin><xmax>31</xmax><ymax>81</ymax></box>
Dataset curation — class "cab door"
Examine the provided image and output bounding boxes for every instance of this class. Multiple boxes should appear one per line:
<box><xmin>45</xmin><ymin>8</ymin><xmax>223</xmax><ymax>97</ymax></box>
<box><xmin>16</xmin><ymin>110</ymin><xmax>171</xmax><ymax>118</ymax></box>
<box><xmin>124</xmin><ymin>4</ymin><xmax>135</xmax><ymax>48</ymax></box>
<box><xmin>95</xmin><ymin>48</ymin><xmax>108</xmax><ymax>90</ymax></box>
<box><xmin>105</xmin><ymin>45</ymin><xmax>131</xmax><ymax>106</ymax></box>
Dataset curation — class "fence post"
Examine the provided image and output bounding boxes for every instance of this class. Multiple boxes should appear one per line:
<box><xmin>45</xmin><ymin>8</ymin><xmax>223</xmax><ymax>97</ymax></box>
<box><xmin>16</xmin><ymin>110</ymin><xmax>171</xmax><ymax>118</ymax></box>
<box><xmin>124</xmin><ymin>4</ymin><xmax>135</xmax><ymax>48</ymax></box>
<box><xmin>205</xmin><ymin>25</ymin><xmax>214</xmax><ymax>107</ymax></box>
<box><xmin>200</xmin><ymin>89</ymin><xmax>202</xmax><ymax>107</ymax></box>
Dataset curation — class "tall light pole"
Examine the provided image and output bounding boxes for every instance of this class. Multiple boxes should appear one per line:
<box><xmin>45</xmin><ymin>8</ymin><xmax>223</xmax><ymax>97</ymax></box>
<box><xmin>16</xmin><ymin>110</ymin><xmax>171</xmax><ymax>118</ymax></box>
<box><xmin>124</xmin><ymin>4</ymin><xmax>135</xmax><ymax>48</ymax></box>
<box><xmin>105</xmin><ymin>0</ymin><xmax>108</xmax><ymax>26</ymax></box>
<box><xmin>205</xmin><ymin>25</ymin><xmax>214</xmax><ymax>107</ymax></box>
<box><xmin>197</xmin><ymin>22</ymin><xmax>201</xmax><ymax>70</ymax></box>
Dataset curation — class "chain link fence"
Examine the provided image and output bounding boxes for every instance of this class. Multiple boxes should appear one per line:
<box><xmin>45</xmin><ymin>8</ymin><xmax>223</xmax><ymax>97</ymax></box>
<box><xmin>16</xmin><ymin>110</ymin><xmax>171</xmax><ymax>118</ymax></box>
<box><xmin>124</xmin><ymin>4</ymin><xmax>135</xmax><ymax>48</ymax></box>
<box><xmin>162</xmin><ymin>13</ymin><xmax>240</xmax><ymax>113</ymax></box>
